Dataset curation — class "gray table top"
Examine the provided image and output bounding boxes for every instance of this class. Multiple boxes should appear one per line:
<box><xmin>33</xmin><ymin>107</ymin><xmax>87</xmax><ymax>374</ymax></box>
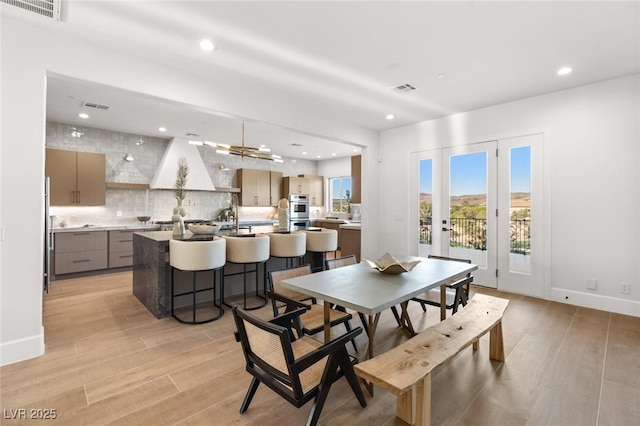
<box><xmin>280</xmin><ymin>256</ymin><xmax>477</xmax><ymax>316</ymax></box>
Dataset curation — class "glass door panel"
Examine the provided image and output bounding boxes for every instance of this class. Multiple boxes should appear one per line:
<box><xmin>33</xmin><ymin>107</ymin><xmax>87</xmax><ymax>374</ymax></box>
<box><xmin>443</xmin><ymin>142</ymin><xmax>497</xmax><ymax>287</ymax></box>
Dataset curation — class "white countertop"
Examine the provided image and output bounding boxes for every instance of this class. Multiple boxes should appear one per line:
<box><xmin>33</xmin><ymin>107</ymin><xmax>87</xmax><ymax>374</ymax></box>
<box><xmin>53</xmin><ymin>224</ymin><xmax>160</xmax><ymax>233</ymax></box>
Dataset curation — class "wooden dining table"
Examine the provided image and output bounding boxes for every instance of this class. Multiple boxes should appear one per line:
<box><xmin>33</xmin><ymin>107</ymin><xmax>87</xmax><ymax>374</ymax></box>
<box><xmin>280</xmin><ymin>255</ymin><xmax>478</xmax><ymax>360</ymax></box>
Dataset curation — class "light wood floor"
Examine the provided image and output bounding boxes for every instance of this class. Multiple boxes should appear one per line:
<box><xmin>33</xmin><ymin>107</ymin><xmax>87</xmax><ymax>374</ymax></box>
<box><xmin>1</xmin><ymin>271</ymin><xmax>638</xmax><ymax>425</ymax></box>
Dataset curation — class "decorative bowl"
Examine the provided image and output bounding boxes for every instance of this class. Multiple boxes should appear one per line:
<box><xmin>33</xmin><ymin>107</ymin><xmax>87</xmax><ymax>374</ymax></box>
<box><xmin>188</xmin><ymin>223</ymin><xmax>221</xmax><ymax>235</ymax></box>
<box><xmin>363</xmin><ymin>252</ymin><xmax>421</xmax><ymax>275</ymax></box>
<box><xmin>136</xmin><ymin>215</ymin><xmax>151</xmax><ymax>222</ymax></box>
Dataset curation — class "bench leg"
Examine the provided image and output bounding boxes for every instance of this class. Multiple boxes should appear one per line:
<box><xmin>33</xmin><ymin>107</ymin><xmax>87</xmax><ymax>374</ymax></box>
<box><xmin>396</xmin><ymin>373</ymin><xmax>431</xmax><ymax>426</ymax></box>
<box><xmin>489</xmin><ymin>320</ymin><xmax>505</xmax><ymax>362</ymax></box>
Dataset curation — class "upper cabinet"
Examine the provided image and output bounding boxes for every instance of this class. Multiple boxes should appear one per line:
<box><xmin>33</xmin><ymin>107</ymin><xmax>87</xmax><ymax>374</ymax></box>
<box><xmin>289</xmin><ymin>174</ymin><xmax>324</xmax><ymax>206</ymax></box>
<box><xmin>351</xmin><ymin>155</ymin><xmax>361</xmax><ymax>204</ymax></box>
<box><xmin>234</xmin><ymin>168</ymin><xmax>282</xmax><ymax>207</ymax></box>
<box><xmin>46</xmin><ymin>148</ymin><xmax>106</xmax><ymax>206</ymax></box>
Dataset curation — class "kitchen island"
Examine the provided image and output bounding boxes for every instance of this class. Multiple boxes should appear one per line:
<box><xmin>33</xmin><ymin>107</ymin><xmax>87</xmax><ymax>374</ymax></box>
<box><xmin>133</xmin><ymin>226</ymin><xmax>279</xmax><ymax>318</ymax></box>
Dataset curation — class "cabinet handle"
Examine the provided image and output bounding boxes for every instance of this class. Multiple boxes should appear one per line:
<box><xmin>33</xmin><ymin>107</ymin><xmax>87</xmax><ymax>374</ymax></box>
<box><xmin>72</xmin><ymin>233</ymin><xmax>91</xmax><ymax>236</ymax></box>
<box><xmin>71</xmin><ymin>191</ymin><xmax>75</xmax><ymax>203</ymax></box>
<box><xmin>76</xmin><ymin>191</ymin><xmax>80</xmax><ymax>203</ymax></box>
<box><xmin>119</xmin><ymin>239</ymin><xmax>133</xmax><ymax>243</ymax></box>
<box><xmin>119</xmin><ymin>255</ymin><xmax>133</xmax><ymax>258</ymax></box>
<box><xmin>73</xmin><ymin>259</ymin><xmax>91</xmax><ymax>263</ymax></box>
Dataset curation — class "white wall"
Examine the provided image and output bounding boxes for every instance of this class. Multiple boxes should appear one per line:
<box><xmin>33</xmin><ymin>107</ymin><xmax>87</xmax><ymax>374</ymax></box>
<box><xmin>379</xmin><ymin>74</ymin><xmax>640</xmax><ymax>317</ymax></box>
<box><xmin>0</xmin><ymin>14</ymin><xmax>379</xmax><ymax>365</ymax></box>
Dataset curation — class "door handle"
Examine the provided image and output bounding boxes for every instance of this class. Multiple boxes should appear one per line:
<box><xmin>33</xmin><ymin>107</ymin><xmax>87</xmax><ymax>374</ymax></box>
<box><xmin>442</xmin><ymin>227</ymin><xmax>451</xmax><ymax>231</ymax></box>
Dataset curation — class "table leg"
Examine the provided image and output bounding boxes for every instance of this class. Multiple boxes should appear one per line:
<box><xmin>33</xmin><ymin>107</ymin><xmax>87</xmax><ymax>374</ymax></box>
<box><xmin>399</xmin><ymin>301</ymin><xmax>416</xmax><ymax>337</ymax></box>
<box><xmin>324</xmin><ymin>301</ymin><xmax>331</xmax><ymax>343</ymax></box>
<box><xmin>363</xmin><ymin>313</ymin><xmax>381</xmax><ymax>396</ymax></box>
<box><xmin>440</xmin><ymin>284</ymin><xmax>446</xmax><ymax>321</ymax></box>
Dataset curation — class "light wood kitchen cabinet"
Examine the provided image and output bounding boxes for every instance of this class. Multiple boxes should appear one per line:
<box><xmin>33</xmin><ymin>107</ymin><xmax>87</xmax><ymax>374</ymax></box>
<box><xmin>282</xmin><ymin>176</ymin><xmax>309</xmax><ymax>196</ymax></box>
<box><xmin>270</xmin><ymin>171</ymin><xmax>283</xmax><ymax>206</ymax></box>
<box><xmin>54</xmin><ymin>231</ymin><xmax>108</xmax><ymax>274</ymax></box>
<box><xmin>235</xmin><ymin>169</ymin><xmax>282</xmax><ymax>206</ymax></box>
<box><xmin>285</xmin><ymin>174</ymin><xmax>324</xmax><ymax>206</ymax></box>
<box><xmin>46</xmin><ymin>148</ymin><xmax>106</xmax><ymax>206</ymax></box>
<box><xmin>109</xmin><ymin>230</ymin><xmax>134</xmax><ymax>268</ymax></box>
<box><xmin>351</xmin><ymin>155</ymin><xmax>361</xmax><ymax>204</ymax></box>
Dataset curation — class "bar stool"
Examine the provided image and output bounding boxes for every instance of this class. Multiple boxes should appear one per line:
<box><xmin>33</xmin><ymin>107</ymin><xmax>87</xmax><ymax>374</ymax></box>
<box><xmin>169</xmin><ymin>238</ymin><xmax>226</xmax><ymax>324</ymax></box>
<box><xmin>268</xmin><ymin>231</ymin><xmax>307</xmax><ymax>269</ymax></box>
<box><xmin>305</xmin><ymin>228</ymin><xmax>338</xmax><ymax>272</ymax></box>
<box><xmin>222</xmin><ymin>234</ymin><xmax>270</xmax><ymax>310</ymax></box>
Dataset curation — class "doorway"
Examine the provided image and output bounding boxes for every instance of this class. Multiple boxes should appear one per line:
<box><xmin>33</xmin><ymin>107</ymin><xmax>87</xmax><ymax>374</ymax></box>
<box><xmin>411</xmin><ymin>134</ymin><xmax>545</xmax><ymax>296</ymax></box>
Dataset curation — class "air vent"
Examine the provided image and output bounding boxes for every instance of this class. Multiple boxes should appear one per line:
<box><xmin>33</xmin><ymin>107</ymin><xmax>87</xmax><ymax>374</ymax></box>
<box><xmin>390</xmin><ymin>83</ymin><xmax>417</xmax><ymax>94</ymax></box>
<box><xmin>83</xmin><ymin>102</ymin><xmax>110</xmax><ymax>111</ymax></box>
<box><xmin>185</xmin><ymin>132</ymin><xmax>200</xmax><ymax>137</ymax></box>
<box><xmin>290</xmin><ymin>143</ymin><xmax>303</xmax><ymax>147</ymax></box>
<box><xmin>2</xmin><ymin>0</ymin><xmax>60</xmax><ymax>20</ymax></box>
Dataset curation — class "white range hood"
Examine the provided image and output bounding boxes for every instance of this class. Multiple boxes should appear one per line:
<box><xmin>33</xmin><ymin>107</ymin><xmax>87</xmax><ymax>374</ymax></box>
<box><xmin>150</xmin><ymin>138</ymin><xmax>215</xmax><ymax>190</ymax></box>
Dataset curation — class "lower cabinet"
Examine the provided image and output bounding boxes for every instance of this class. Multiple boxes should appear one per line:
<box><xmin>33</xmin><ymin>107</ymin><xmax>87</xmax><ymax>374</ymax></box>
<box><xmin>109</xmin><ymin>230</ymin><xmax>134</xmax><ymax>268</ymax></box>
<box><xmin>55</xmin><ymin>231</ymin><xmax>108</xmax><ymax>274</ymax></box>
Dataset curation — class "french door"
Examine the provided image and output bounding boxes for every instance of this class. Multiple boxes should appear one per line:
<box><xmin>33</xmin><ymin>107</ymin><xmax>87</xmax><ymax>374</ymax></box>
<box><xmin>412</xmin><ymin>134</ymin><xmax>545</xmax><ymax>296</ymax></box>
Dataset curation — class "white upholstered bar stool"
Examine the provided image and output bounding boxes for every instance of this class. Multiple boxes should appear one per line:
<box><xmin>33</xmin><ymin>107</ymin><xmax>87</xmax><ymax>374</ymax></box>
<box><xmin>169</xmin><ymin>237</ymin><xmax>226</xmax><ymax>324</ymax></box>
<box><xmin>304</xmin><ymin>228</ymin><xmax>338</xmax><ymax>272</ymax></box>
<box><xmin>222</xmin><ymin>234</ymin><xmax>270</xmax><ymax>310</ymax></box>
<box><xmin>268</xmin><ymin>231</ymin><xmax>307</xmax><ymax>269</ymax></box>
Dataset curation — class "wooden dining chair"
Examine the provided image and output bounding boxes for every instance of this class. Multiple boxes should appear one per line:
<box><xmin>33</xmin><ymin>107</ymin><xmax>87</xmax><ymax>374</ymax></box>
<box><xmin>268</xmin><ymin>264</ymin><xmax>358</xmax><ymax>351</ymax></box>
<box><xmin>411</xmin><ymin>255</ymin><xmax>473</xmax><ymax>315</ymax></box>
<box><xmin>232</xmin><ymin>306</ymin><xmax>366</xmax><ymax>426</ymax></box>
<box><xmin>324</xmin><ymin>254</ymin><xmax>403</xmax><ymax>334</ymax></box>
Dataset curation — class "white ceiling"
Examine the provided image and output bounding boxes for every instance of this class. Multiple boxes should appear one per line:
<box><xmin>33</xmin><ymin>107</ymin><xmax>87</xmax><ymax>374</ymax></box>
<box><xmin>43</xmin><ymin>1</ymin><xmax>639</xmax><ymax>160</ymax></box>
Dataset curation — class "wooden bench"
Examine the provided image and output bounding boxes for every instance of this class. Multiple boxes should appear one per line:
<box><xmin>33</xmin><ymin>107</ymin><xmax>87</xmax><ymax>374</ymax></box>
<box><xmin>354</xmin><ymin>293</ymin><xmax>509</xmax><ymax>426</ymax></box>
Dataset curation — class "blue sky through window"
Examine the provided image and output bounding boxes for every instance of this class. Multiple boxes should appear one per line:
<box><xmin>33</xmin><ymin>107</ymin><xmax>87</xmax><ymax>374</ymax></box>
<box><xmin>419</xmin><ymin>146</ymin><xmax>531</xmax><ymax>195</ymax></box>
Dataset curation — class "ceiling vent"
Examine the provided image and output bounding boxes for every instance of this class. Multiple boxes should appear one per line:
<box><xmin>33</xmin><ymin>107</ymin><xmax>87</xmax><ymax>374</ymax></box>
<box><xmin>185</xmin><ymin>132</ymin><xmax>200</xmax><ymax>137</ymax></box>
<box><xmin>390</xmin><ymin>83</ymin><xmax>417</xmax><ymax>94</ymax></box>
<box><xmin>82</xmin><ymin>102</ymin><xmax>110</xmax><ymax>111</ymax></box>
<box><xmin>290</xmin><ymin>143</ymin><xmax>304</xmax><ymax>147</ymax></box>
<box><xmin>2</xmin><ymin>0</ymin><xmax>60</xmax><ymax>20</ymax></box>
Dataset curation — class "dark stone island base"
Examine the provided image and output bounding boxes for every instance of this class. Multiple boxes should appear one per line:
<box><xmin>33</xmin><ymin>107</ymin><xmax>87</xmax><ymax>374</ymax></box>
<box><xmin>133</xmin><ymin>229</ymin><xmax>286</xmax><ymax>319</ymax></box>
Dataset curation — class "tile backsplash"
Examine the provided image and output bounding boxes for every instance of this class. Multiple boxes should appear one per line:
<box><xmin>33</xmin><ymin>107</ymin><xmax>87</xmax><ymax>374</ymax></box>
<box><xmin>46</xmin><ymin>122</ymin><xmax>319</xmax><ymax>225</ymax></box>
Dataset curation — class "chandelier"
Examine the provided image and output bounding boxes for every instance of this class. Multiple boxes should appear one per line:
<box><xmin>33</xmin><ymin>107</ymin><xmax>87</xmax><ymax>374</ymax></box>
<box><xmin>189</xmin><ymin>122</ymin><xmax>283</xmax><ymax>163</ymax></box>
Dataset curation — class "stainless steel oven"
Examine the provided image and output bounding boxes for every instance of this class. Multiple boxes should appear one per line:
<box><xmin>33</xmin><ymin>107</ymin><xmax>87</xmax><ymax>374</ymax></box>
<box><xmin>288</xmin><ymin>194</ymin><xmax>309</xmax><ymax>229</ymax></box>
<box><xmin>288</xmin><ymin>194</ymin><xmax>310</xmax><ymax>219</ymax></box>
<box><xmin>289</xmin><ymin>219</ymin><xmax>310</xmax><ymax>231</ymax></box>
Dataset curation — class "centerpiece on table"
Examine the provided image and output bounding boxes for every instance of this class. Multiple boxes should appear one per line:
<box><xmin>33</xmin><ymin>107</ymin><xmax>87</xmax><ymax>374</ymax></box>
<box><xmin>363</xmin><ymin>252</ymin><xmax>420</xmax><ymax>275</ymax></box>
<box><xmin>172</xmin><ymin>157</ymin><xmax>188</xmax><ymax>236</ymax></box>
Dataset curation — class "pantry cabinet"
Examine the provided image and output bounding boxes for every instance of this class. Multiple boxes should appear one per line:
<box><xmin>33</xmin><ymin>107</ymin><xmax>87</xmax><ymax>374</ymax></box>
<box><xmin>45</xmin><ymin>148</ymin><xmax>106</xmax><ymax>206</ymax></box>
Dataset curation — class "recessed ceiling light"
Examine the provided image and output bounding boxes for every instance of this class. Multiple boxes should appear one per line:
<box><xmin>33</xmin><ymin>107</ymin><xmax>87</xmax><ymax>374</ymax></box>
<box><xmin>302</xmin><ymin>151</ymin><xmax>308</xmax><ymax>155</ymax></box>
<box><xmin>437</xmin><ymin>73</ymin><xmax>446</xmax><ymax>79</ymax></box>
<box><xmin>316</xmin><ymin>155</ymin><xmax>322</xmax><ymax>159</ymax></box>
<box><xmin>331</xmin><ymin>153</ymin><xmax>337</xmax><ymax>156</ymax></box>
<box><xmin>557</xmin><ymin>67</ymin><xmax>572</xmax><ymax>76</ymax></box>
<box><xmin>199</xmin><ymin>39</ymin><xmax>216</xmax><ymax>51</ymax></box>
<box><xmin>352</xmin><ymin>148</ymin><xmax>359</xmax><ymax>152</ymax></box>
<box><xmin>158</xmin><ymin>127</ymin><xmax>167</xmax><ymax>132</ymax></box>
<box><xmin>386</xmin><ymin>114</ymin><xmax>395</xmax><ymax>120</ymax></box>
<box><xmin>78</xmin><ymin>113</ymin><xmax>89</xmax><ymax>119</ymax></box>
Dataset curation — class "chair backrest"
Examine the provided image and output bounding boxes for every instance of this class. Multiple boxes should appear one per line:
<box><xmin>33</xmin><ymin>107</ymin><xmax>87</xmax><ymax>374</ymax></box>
<box><xmin>269</xmin><ymin>264</ymin><xmax>313</xmax><ymax>302</ymax></box>
<box><xmin>325</xmin><ymin>254</ymin><xmax>357</xmax><ymax>270</ymax></box>
<box><xmin>232</xmin><ymin>307</ymin><xmax>304</xmax><ymax>396</ymax></box>
<box><xmin>169</xmin><ymin>237</ymin><xmax>226</xmax><ymax>270</ymax></box>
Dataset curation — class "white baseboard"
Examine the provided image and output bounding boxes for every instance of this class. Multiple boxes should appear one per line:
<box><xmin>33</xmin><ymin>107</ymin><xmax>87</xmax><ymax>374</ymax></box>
<box><xmin>0</xmin><ymin>327</ymin><xmax>45</xmax><ymax>366</ymax></box>
<box><xmin>551</xmin><ymin>288</ymin><xmax>640</xmax><ymax>318</ymax></box>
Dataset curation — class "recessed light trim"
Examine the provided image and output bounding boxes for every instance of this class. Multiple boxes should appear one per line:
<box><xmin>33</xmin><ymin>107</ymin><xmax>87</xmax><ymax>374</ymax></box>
<box><xmin>78</xmin><ymin>113</ymin><xmax>89</xmax><ymax>119</ymax></box>
<box><xmin>199</xmin><ymin>39</ymin><xmax>216</xmax><ymax>51</ymax></box>
<box><xmin>557</xmin><ymin>67</ymin><xmax>572</xmax><ymax>76</ymax></box>
<box><xmin>437</xmin><ymin>73</ymin><xmax>446</xmax><ymax>79</ymax></box>
<box><xmin>386</xmin><ymin>114</ymin><xmax>395</xmax><ymax>120</ymax></box>
<box><xmin>158</xmin><ymin>127</ymin><xmax>167</xmax><ymax>132</ymax></box>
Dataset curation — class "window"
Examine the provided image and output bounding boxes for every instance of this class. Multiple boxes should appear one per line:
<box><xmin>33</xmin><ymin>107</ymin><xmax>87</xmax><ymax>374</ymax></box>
<box><xmin>329</xmin><ymin>176</ymin><xmax>352</xmax><ymax>213</ymax></box>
